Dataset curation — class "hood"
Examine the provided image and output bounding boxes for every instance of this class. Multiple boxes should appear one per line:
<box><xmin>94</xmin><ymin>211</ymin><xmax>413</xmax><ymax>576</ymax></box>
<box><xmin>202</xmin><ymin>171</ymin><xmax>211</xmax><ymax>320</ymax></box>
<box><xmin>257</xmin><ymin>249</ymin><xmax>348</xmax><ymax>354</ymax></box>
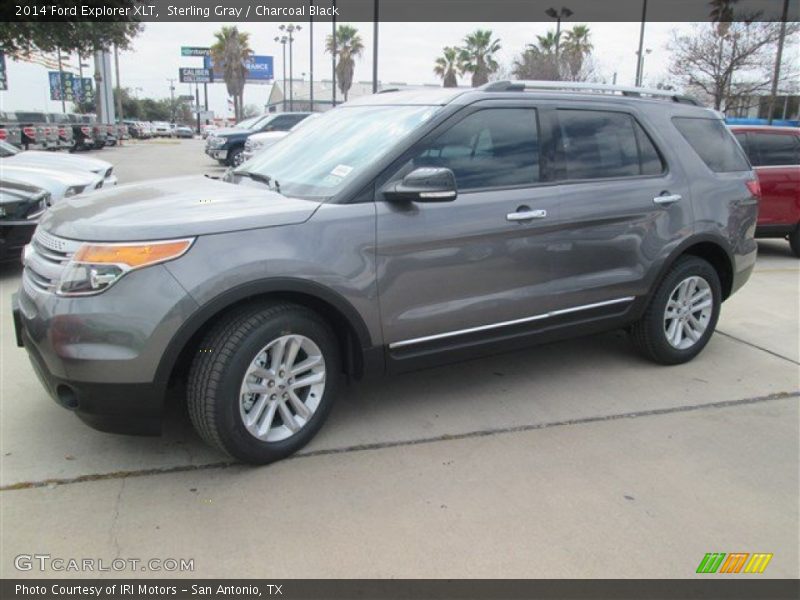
<box><xmin>39</xmin><ymin>175</ymin><xmax>321</xmax><ymax>242</ymax></box>
<box><xmin>213</xmin><ymin>127</ymin><xmax>251</xmax><ymax>137</ymax></box>
<box><xmin>249</xmin><ymin>131</ymin><xmax>288</xmax><ymax>143</ymax></box>
<box><xmin>10</xmin><ymin>151</ymin><xmax>111</xmax><ymax>174</ymax></box>
<box><xmin>1</xmin><ymin>164</ymin><xmax>98</xmax><ymax>187</ymax></box>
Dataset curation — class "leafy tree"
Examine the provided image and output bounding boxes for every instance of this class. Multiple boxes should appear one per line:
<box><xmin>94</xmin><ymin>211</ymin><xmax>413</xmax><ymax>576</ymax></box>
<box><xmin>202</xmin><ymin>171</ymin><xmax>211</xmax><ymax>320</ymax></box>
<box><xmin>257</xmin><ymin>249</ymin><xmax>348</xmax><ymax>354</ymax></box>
<box><xmin>211</xmin><ymin>26</ymin><xmax>252</xmax><ymax>121</ymax></box>
<box><xmin>458</xmin><ymin>30</ymin><xmax>501</xmax><ymax>87</ymax></box>
<box><xmin>513</xmin><ymin>26</ymin><xmax>597</xmax><ymax>82</ymax></box>
<box><xmin>434</xmin><ymin>47</ymin><xmax>460</xmax><ymax>88</ymax></box>
<box><xmin>326</xmin><ymin>25</ymin><xmax>364</xmax><ymax>101</ymax></box>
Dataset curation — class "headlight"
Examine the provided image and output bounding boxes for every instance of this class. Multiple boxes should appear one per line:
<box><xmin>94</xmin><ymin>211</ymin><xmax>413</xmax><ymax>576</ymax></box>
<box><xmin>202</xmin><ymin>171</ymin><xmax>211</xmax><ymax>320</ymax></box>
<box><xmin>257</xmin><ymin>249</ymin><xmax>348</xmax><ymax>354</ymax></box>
<box><xmin>251</xmin><ymin>140</ymin><xmax>263</xmax><ymax>151</ymax></box>
<box><xmin>64</xmin><ymin>185</ymin><xmax>86</xmax><ymax>198</ymax></box>
<box><xmin>56</xmin><ymin>238</ymin><xmax>194</xmax><ymax>296</ymax></box>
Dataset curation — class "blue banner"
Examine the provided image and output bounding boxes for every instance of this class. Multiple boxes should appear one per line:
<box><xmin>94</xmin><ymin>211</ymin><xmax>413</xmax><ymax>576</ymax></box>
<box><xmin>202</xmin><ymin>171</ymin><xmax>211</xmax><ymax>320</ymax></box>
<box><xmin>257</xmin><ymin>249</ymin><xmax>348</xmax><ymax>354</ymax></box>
<box><xmin>204</xmin><ymin>55</ymin><xmax>273</xmax><ymax>83</ymax></box>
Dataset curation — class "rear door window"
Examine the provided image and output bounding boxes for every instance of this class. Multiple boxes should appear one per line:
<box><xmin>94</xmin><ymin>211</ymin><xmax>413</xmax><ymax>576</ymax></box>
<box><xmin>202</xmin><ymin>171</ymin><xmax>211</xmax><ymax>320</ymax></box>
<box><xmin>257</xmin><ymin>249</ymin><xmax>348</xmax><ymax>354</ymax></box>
<box><xmin>750</xmin><ymin>132</ymin><xmax>800</xmax><ymax>167</ymax></box>
<box><xmin>556</xmin><ymin>110</ymin><xmax>665</xmax><ymax>180</ymax></box>
<box><xmin>672</xmin><ymin>117</ymin><xmax>750</xmax><ymax>172</ymax></box>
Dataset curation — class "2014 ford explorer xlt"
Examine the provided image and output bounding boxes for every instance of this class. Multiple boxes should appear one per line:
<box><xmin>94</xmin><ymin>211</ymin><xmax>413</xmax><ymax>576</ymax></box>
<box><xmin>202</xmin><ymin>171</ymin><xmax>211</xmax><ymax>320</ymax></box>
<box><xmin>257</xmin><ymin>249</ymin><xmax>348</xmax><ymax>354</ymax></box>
<box><xmin>13</xmin><ymin>83</ymin><xmax>759</xmax><ymax>464</ymax></box>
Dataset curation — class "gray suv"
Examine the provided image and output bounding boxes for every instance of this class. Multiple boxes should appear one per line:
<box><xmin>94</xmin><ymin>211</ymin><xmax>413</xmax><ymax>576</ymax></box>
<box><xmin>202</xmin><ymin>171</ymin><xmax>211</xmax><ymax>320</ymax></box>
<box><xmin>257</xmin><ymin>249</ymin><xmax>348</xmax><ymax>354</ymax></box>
<box><xmin>13</xmin><ymin>82</ymin><xmax>759</xmax><ymax>464</ymax></box>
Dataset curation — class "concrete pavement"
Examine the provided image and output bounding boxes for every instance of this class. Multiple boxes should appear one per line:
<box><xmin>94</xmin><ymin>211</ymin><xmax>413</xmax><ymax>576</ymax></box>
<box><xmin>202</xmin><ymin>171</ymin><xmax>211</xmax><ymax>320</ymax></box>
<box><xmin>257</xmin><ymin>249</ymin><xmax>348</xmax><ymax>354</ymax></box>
<box><xmin>1</xmin><ymin>140</ymin><xmax>797</xmax><ymax>579</ymax></box>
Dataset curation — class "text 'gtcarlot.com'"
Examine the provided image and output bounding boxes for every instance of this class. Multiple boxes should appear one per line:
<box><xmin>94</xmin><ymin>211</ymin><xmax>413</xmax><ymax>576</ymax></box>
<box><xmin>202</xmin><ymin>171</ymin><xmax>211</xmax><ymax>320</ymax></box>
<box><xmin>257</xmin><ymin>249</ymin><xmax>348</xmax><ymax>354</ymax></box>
<box><xmin>14</xmin><ymin>554</ymin><xmax>194</xmax><ymax>572</ymax></box>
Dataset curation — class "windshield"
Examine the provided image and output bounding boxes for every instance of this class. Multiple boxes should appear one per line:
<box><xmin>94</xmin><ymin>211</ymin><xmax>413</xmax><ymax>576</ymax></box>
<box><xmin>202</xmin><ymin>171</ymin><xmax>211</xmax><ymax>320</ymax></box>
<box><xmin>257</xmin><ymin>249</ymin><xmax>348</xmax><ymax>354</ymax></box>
<box><xmin>239</xmin><ymin>105</ymin><xmax>439</xmax><ymax>198</ymax></box>
<box><xmin>235</xmin><ymin>115</ymin><xmax>265</xmax><ymax>130</ymax></box>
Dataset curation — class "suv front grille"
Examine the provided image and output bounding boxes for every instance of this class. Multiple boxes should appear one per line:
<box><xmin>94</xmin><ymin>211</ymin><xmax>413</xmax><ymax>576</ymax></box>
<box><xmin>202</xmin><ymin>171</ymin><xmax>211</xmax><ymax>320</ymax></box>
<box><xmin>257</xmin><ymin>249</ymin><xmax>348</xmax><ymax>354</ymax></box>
<box><xmin>22</xmin><ymin>230</ymin><xmax>81</xmax><ymax>294</ymax></box>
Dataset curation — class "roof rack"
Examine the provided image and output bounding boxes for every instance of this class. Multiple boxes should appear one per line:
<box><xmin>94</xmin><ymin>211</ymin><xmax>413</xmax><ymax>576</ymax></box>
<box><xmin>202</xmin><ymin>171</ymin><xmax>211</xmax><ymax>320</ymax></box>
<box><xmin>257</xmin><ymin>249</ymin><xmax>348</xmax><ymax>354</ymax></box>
<box><xmin>481</xmin><ymin>80</ymin><xmax>701</xmax><ymax>106</ymax></box>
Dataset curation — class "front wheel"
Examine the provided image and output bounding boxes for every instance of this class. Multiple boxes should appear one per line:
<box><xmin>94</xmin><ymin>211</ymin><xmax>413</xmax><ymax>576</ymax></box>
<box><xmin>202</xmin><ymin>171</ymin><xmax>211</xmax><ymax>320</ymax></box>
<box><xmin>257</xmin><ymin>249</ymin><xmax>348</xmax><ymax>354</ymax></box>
<box><xmin>228</xmin><ymin>147</ymin><xmax>244</xmax><ymax>167</ymax></box>
<box><xmin>188</xmin><ymin>302</ymin><xmax>340</xmax><ymax>464</ymax></box>
<box><xmin>630</xmin><ymin>256</ymin><xmax>721</xmax><ymax>365</ymax></box>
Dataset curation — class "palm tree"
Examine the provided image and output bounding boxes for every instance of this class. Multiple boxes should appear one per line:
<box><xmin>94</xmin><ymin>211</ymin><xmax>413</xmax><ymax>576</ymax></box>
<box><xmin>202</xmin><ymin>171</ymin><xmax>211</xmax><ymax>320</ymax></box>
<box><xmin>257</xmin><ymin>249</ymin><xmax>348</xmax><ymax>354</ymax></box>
<box><xmin>434</xmin><ymin>47</ymin><xmax>460</xmax><ymax>88</ymax></box>
<box><xmin>534</xmin><ymin>31</ymin><xmax>559</xmax><ymax>56</ymax></box>
<box><xmin>457</xmin><ymin>29</ymin><xmax>501</xmax><ymax>87</ymax></box>
<box><xmin>211</xmin><ymin>26</ymin><xmax>252</xmax><ymax>121</ymax></box>
<box><xmin>325</xmin><ymin>25</ymin><xmax>364</xmax><ymax>102</ymax></box>
<box><xmin>562</xmin><ymin>25</ymin><xmax>593</xmax><ymax>78</ymax></box>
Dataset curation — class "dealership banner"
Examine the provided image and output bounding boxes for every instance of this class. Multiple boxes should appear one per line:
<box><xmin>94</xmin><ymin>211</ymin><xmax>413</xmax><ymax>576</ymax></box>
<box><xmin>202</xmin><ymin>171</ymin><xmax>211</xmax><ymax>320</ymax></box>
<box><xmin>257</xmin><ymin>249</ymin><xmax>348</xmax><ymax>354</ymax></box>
<box><xmin>2</xmin><ymin>0</ymin><xmax>796</xmax><ymax>22</ymax></box>
<box><xmin>204</xmin><ymin>55</ymin><xmax>273</xmax><ymax>83</ymax></box>
<box><xmin>48</xmin><ymin>71</ymin><xmax>76</xmax><ymax>102</ymax></box>
<box><xmin>0</xmin><ymin>51</ymin><xmax>8</xmax><ymax>91</ymax></box>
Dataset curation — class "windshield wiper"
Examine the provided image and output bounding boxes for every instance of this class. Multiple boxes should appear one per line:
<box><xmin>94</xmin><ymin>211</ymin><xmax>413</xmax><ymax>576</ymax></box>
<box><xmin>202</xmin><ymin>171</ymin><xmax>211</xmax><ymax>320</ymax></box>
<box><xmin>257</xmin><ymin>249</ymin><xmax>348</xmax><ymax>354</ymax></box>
<box><xmin>235</xmin><ymin>170</ymin><xmax>273</xmax><ymax>187</ymax></box>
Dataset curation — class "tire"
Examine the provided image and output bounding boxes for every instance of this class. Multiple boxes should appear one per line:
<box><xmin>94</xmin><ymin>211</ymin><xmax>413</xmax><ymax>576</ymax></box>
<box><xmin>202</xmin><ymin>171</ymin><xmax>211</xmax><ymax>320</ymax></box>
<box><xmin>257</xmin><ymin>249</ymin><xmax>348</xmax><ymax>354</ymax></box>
<box><xmin>227</xmin><ymin>147</ymin><xmax>244</xmax><ymax>167</ymax></box>
<box><xmin>789</xmin><ymin>226</ymin><xmax>800</xmax><ymax>258</ymax></box>
<box><xmin>187</xmin><ymin>302</ymin><xmax>341</xmax><ymax>464</ymax></box>
<box><xmin>217</xmin><ymin>159</ymin><xmax>227</xmax><ymax>166</ymax></box>
<box><xmin>630</xmin><ymin>256</ymin><xmax>721</xmax><ymax>365</ymax></box>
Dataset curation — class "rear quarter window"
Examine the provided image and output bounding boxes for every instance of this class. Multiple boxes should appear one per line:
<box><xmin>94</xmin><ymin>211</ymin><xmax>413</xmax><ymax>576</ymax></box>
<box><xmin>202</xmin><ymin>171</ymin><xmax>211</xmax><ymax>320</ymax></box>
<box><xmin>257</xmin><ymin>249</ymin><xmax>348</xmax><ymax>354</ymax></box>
<box><xmin>751</xmin><ymin>132</ymin><xmax>800</xmax><ymax>167</ymax></box>
<box><xmin>672</xmin><ymin>117</ymin><xmax>750</xmax><ymax>172</ymax></box>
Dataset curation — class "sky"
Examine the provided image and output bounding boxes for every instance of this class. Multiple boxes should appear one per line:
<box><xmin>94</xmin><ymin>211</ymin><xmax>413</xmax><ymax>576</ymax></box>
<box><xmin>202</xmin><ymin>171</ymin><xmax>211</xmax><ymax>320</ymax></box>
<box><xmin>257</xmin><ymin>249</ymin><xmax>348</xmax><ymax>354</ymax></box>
<box><xmin>1</xmin><ymin>21</ymin><xmax>686</xmax><ymax>117</ymax></box>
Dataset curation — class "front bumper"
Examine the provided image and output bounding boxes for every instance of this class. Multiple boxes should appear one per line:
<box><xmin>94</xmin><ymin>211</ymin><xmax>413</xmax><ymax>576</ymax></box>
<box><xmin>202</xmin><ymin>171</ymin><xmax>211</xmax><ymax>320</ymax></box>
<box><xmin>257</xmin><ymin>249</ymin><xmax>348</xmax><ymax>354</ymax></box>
<box><xmin>13</xmin><ymin>263</ymin><xmax>199</xmax><ymax>436</ymax></box>
<box><xmin>205</xmin><ymin>146</ymin><xmax>227</xmax><ymax>160</ymax></box>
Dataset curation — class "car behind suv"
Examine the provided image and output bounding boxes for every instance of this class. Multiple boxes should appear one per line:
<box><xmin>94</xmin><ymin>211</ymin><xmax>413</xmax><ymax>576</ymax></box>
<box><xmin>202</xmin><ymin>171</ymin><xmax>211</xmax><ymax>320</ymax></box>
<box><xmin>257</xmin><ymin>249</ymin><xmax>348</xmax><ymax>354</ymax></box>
<box><xmin>14</xmin><ymin>82</ymin><xmax>758</xmax><ymax>464</ymax></box>
<box><xmin>730</xmin><ymin>125</ymin><xmax>800</xmax><ymax>256</ymax></box>
<box><xmin>205</xmin><ymin>112</ymin><xmax>311</xmax><ymax>166</ymax></box>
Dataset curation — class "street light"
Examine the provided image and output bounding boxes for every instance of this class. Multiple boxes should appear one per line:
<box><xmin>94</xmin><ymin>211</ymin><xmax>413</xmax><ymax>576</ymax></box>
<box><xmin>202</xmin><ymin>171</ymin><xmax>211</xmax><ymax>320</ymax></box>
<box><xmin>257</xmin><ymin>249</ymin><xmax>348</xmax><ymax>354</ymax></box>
<box><xmin>545</xmin><ymin>6</ymin><xmax>573</xmax><ymax>60</ymax></box>
<box><xmin>635</xmin><ymin>48</ymin><xmax>652</xmax><ymax>87</ymax></box>
<box><xmin>279</xmin><ymin>24</ymin><xmax>302</xmax><ymax>111</ymax></box>
<box><xmin>274</xmin><ymin>35</ymin><xmax>288</xmax><ymax>111</ymax></box>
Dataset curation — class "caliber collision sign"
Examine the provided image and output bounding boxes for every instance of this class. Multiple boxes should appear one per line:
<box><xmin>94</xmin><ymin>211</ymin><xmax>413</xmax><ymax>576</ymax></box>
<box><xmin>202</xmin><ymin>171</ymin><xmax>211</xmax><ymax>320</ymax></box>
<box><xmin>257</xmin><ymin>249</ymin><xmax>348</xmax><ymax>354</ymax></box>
<box><xmin>179</xmin><ymin>67</ymin><xmax>213</xmax><ymax>83</ymax></box>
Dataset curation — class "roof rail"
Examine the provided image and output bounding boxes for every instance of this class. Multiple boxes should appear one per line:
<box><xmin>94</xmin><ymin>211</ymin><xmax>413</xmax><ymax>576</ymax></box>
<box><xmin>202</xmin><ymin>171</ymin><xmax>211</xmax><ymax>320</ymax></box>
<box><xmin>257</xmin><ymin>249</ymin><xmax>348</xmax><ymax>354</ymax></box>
<box><xmin>377</xmin><ymin>88</ymin><xmax>400</xmax><ymax>94</ymax></box>
<box><xmin>481</xmin><ymin>80</ymin><xmax>700</xmax><ymax>106</ymax></box>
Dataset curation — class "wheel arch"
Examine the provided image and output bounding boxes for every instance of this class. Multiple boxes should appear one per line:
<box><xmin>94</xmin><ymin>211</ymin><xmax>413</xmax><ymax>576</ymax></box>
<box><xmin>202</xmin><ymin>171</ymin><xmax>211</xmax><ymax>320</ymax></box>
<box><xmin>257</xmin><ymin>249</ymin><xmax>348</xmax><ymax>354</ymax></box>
<box><xmin>155</xmin><ymin>279</ymin><xmax>381</xmax><ymax>389</ymax></box>
<box><xmin>656</xmin><ymin>235</ymin><xmax>735</xmax><ymax>301</ymax></box>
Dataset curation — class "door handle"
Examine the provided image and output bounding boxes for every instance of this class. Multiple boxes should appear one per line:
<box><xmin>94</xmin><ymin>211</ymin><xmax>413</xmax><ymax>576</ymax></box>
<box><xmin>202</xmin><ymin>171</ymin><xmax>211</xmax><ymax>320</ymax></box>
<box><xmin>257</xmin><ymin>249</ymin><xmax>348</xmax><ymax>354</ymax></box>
<box><xmin>653</xmin><ymin>194</ymin><xmax>682</xmax><ymax>206</ymax></box>
<box><xmin>507</xmin><ymin>209</ymin><xmax>547</xmax><ymax>222</ymax></box>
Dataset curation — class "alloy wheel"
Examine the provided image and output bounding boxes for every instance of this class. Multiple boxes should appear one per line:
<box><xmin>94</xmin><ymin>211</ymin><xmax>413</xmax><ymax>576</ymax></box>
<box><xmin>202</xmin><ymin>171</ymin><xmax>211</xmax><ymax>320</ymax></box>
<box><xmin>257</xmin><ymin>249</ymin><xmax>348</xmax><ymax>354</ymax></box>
<box><xmin>663</xmin><ymin>276</ymin><xmax>713</xmax><ymax>350</ymax></box>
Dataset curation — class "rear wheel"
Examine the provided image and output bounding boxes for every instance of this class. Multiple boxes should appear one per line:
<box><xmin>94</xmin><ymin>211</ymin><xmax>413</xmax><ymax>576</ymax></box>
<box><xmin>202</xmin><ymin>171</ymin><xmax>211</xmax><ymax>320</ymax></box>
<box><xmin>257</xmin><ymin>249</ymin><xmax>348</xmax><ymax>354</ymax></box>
<box><xmin>188</xmin><ymin>302</ymin><xmax>340</xmax><ymax>464</ymax></box>
<box><xmin>789</xmin><ymin>226</ymin><xmax>800</xmax><ymax>258</ymax></box>
<box><xmin>630</xmin><ymin>256</ymin><xmax>721</xmax><ymax>365</ymax></box>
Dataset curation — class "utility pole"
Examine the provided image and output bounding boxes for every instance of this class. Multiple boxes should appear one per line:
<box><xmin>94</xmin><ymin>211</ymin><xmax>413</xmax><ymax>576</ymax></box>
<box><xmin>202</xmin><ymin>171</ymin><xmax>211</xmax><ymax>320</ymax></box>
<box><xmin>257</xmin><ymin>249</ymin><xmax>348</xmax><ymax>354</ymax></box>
<box><xmin>768</xmin><ymin>0</ymin><xmax>790</xmax><ymax>125</ymax></box>
<box><xmin>274</xmin><ymin>35</ymin><xmax>288</xmax><ymax>111</ymax></box>
<box><xmin>113</xmin><ymin>44</ymin><xmax>123</xmax><ymax>120</ymax></box>
<box><xmin>332</xmin><ymin>0</ymin><xmax>337</xmax><ymax>107</ymax></box>
<box><xmin>195</xmin><ymin>82</ymin><xmax>201</xmax><ymax>134</ymax></box>
<box><xmin>635</xmin><ymin>0</ymin><xmax>648</xmax><ymax>87</ymax></box>
<box><xmin>309</xmin><ymin>2</ymin><xmax>314</xmax><ymax>111</ymax></box>
<box><xmin>373</xmin><ymin>0</ymin><xmax>379</xmax><ymax>93</ymax></box>
<box><xmin>56</xmin><ymin>48</ymin><xmax>66</xmax><ymax>112</ymax></box>
<box><xmin>167</xmin><ymin>78</ymin><xmax>176</xmax><ymax>122</ymax></box>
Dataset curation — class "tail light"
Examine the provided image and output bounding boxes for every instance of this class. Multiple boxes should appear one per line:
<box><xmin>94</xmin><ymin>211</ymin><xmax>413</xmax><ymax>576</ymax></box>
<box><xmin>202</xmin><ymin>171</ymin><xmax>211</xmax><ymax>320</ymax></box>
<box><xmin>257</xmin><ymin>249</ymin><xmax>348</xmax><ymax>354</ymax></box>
<box><xmin>746</xmin><ymin>179</ymin><xmax>762</xmax><ymax>200</ymax></box>
<box><xmin>22</xmin><ymin>126</ymin><xmax>36</xmax><ymax>138</ymax></box>
<box><xmin>81</xmin><ymin>126</ymin><xmax>91</xmax><ymax>136</ymax></box>
<box><xmin>0</xmin><ymin>128</ymin><xmax>6</xmax><ymax>140</ymax></box>
<box><xmin>58</xmin><ymin>127</ymin><xmax>67</xmax><ymax>137</ymax></box>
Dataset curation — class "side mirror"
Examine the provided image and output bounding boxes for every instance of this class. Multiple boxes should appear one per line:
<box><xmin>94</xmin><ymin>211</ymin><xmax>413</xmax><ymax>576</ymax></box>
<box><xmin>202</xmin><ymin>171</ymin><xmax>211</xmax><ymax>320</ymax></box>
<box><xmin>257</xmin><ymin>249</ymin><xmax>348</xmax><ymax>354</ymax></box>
<box><xmin>384</xmin><ymin>167</ymin><xmax>458</xmax><ymax>203</ymax></box>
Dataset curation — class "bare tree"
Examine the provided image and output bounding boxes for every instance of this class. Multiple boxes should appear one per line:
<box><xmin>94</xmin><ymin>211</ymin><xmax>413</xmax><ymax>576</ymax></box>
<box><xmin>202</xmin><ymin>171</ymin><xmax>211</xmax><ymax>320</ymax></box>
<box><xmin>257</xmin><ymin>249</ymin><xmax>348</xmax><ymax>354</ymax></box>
<box><xmin>668</xmin><ymin>21</ymin><xmax>799</xmax><ymax>111</ymax></box>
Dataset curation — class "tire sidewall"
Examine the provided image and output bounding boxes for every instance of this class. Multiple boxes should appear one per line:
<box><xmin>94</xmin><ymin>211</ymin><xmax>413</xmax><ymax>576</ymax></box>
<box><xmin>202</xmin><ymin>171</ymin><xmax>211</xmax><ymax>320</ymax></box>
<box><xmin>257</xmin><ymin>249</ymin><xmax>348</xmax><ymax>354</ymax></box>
<box><xmin>213</xmin><ymin>311</ymin><xmax>340</xmax><ymax>463</ymax></box>
<box><xmin>647</xmin><ymin>258</ymin><xmax>722</xmax><ymax>364</ymax></box>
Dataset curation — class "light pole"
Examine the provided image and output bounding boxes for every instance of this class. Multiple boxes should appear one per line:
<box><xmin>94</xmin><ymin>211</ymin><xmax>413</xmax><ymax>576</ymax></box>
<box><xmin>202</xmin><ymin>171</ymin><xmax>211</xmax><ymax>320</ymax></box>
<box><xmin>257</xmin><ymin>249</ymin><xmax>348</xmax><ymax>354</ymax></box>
<box><xmin>332</xmin><ymin>0</ymin><xmax>337</xmax><ymax>107</ymax></box>
<box><xmin>167</xmin><ymin>78</ymin><xmax>176</xmax><ymax>122</ymax></box>
<box><xmin>373</xmin><ymin>0</ymin><xmax>379</xmax><ymax>93</ymax></box>
<box><xmin>635</xmin><ymin>48</ymin><xmax>652</xmax><ymax>87</ymax></box>
<box><xmin>309</xmin><ymin>1</ymin><xmax>314</xmax><ymax>111</ymax></box>
<box><xmin>635</xmin><ymin>0</ymin><xmax>648</xmax><ymax>88</ymax></box>
<box><xmin>274</xmin><ymin>35</ymin><xmax>288</xmax><ymax>111</ymax></box>
<box><xmin>279</xmin><ymin>24</ymin><xmax>302</xmax><ymax>111</ymax></box>
<box><xmin>768</xmin><ymin>0</ymin><xmax>790</xmax><ymax>124</ymax></box>
<box><xmin>545</xmin><ymin>6</ymin><xmax>573</xmax><ymax>60</ymax></box>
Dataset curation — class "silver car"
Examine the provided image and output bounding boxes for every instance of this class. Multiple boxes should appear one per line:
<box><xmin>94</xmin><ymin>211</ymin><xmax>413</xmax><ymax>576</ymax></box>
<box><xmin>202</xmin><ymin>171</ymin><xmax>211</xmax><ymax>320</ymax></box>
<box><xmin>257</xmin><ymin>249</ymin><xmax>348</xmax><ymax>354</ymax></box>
<box><xmin>14</xmin><ymin>83</ymin><xmax>759</xmax><ymax>464</ymax></box>
<box><xmin>1</xmin><ymin>164</ymin><xmax>103</xmax><ymax>203</ymax></box>
<box><xmin>0</xmin><ymin>140</ymin><xmax>118</xmax><ymax>186</ymax></box>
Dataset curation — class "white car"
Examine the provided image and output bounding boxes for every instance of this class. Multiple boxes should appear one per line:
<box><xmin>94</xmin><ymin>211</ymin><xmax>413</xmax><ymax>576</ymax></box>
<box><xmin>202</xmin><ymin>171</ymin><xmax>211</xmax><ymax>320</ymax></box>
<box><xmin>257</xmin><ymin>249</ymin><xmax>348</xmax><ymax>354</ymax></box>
<box><xmin>241</xmin><ymin>114</ymin><xmax>321</xmax><ymax>162</ymax></box>
<box><xmin>152</xmin><ymin>122</ymin><xmax>173</xmax><ymax>137</ymax></box>
<box><xmin>0</xmin><ymin>140</ymin><xmax>118</xmax><ymax>186</ymax></box>
<box><xmin>0</xmin><ymin>164</ymin><xmax>103</xmax><ymax>203</ymax></box>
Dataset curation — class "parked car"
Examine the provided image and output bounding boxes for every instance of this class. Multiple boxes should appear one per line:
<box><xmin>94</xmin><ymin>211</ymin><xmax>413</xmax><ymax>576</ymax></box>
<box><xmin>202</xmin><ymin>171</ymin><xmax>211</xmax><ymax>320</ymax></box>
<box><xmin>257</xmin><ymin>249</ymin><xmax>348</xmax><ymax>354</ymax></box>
<box><xmin>0</xmin><ymin>179</ymin><xmax>51</xmax><ymax>263</ymax></box>
<box><xmin>1</xmin><ymin>164</ymin><xmax>103</xmax><ymax>203</ymax></box>
<box><xmin>201</xmin><ymin>124</ymin><xmax>217</xmax><ymax>139</ymax></box>
<box><xmin>152</xmin><ymin>121</ymin><xmax>172</xmax><ymax>137</ymax></box>
<box><xmin>730</xmin><ymin>125</ymin><xmax>800</xmax><ymax>256</ymax></box>
<box><xmin>205</xmin><ymin>112</ymin><xmax>311</xmax><ymax>167</ymax></box>
<box><xmin>14</xmin><ymin>83</ymin><xmax>758</xmax><ymax>464</ymax></box>
<box><xmin>77</xmin><ymin>114</ymin><xmax>108</xmax><ymax>149</ymax></box>
<box><xmin>241</xmin><ymin>114</ymin><xmax>321</xmax><ymax>162</ymax></box>
<box><xmin>66</xmin><ymin>114</ymin><xmax>95</xmax><ymax>151</ymax></box>
<box><xmin>174</xmin><ymin>125</ymin><xmax>194</xmax><ymax>139</ymax></box>
<box><xmin>0</xmin><ymin>140</ymin><xmax>117</xmax><ymax>186</ymax></box>
<box><xmin>8</xmin><ymin>111</ymin><xmax>48</xmax><ymax>150</ymax></box>
<box><xmin>0</xmin><ymin>111</ymin><xmax>23</xmax><ymax>148</ymax></box>
<box><xmin>47</xmin><ymin>113</ymin><xmax>75</xmax><ymax>150</ymax></box>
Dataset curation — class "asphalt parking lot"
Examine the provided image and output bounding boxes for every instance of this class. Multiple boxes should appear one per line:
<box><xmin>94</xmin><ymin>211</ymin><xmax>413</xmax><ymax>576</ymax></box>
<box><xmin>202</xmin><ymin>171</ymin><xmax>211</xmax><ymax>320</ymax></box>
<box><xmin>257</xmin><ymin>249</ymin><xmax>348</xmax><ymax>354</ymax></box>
<box><xmin>1</xmin><ymin>139</ymin><xmax>798</xmax><ymax>578</ymax></box>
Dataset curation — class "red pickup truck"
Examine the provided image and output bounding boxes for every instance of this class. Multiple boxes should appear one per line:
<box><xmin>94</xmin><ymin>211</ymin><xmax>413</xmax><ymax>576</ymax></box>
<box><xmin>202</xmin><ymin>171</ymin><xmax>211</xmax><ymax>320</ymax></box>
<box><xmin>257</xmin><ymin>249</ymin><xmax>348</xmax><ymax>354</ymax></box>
<box><xmin>730</xmin><ymin>125</ymin><xmax>800</xmax><ymax>257</ymax></box>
